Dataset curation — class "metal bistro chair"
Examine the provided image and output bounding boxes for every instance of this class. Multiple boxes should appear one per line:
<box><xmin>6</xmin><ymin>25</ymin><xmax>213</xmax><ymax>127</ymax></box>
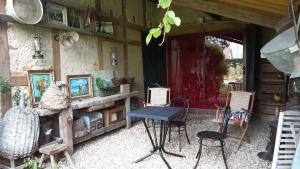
<box><xmin>167</xmin><ymin>97</ymin><xmax>190</xmax><ymax>151</ymax></box>
<box><xmin>194</xmin><ymin>106</ymin><xmax>231</xmax><ymax>169</ymax></box>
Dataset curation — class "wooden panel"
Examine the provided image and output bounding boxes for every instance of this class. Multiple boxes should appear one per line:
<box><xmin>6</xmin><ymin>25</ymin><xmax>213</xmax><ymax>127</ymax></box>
<box><xmin>10</xmin><ymin>75</ymin><xmax>28</xmax><ymax>86</ymax></box>
<box><xmin>259</xmin><ymin>104</ymin><xmax>281</xmax><ymax>115</ymax></box>
<box><xmin>52</xmin><ymin>31</ymin><xmax>61</xmax><ymax>81</ymax></box>
<box><xmin>261</xmin><ymin>84</ymin><xmax>285</xmax><ymax>94</ymax></box>
<box><xmin>261</xmin><ymin>63</ymin><xmax>280</xmax><ymax>73</ymax></box>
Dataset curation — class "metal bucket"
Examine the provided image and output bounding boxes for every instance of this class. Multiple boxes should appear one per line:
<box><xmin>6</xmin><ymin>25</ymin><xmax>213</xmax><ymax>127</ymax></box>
<box><xmin>6</xmin><ymin>0</ymin><xmax>43</xmax><ymax>24</ymax></box>
<box><xmin>261</xmin><ymin>27</ymin><xmax>300</xmax><ymax>75</ymax></box>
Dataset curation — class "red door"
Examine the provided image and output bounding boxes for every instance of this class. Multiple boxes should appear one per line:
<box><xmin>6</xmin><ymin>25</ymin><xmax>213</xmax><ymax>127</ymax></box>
<box><xmin>167</xmin><ymin>34</ymin><xmax>227</xmax><ymax>109</ymax></box>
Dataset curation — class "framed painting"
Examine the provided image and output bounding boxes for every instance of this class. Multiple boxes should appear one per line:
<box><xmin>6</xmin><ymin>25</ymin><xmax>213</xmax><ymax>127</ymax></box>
<box><xmin>27</xmin><ymin>70</ymin><xmax>54</xmax><ymax>106</ymax></box>
<box><xmin>67</xmin><ymin>74</ymin><xmax>93</xmax><ymax>99</ymax></box>
<box><xmin>47</xmin><ymin>2</ymin><xmax>68</xmax><ymax>25</ymax></box>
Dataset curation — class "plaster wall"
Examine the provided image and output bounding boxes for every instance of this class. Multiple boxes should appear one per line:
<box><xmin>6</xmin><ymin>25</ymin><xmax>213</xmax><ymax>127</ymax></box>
<box><xmin>127</xmin><ymin>45</ymin><xmax>144</xmax><ymax>99</ymax></box>
<box><xmin>126</xmin><ymin>0</ymin><xmax>144</xmax><ymax>25</ymax></box>
<box><xmin>102</xmin><ymin>41</ymin><xmax>125</xmax><ymax>78</ymax></box>
<box><xmin>7</xmin><ymin>23</ymin><xmax>53</xmax><ymax>74</ymax></box>
<box><xmin>60</xmin><ymin>35</ymin><xmax>99</xmax><ymax>82</ymax></box>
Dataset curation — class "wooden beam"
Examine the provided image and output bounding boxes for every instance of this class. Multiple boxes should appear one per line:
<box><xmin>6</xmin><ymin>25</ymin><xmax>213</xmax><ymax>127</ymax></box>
<box><xmin>173</xmin><ymin>0</ymin><xmax>281</xmax><ymax>29</ymax></box>
<box><xmin>122</xmin><ymin>0</ymin><xmax>128</xmax><ymax>76</ymax></box>
<box><xmin>169</xmin><ymin>21</ymin><xmax>248</xmax><ymax>36</ymax></box>
<box><xmin>52</xmin><ymin>31</ymin><xmax>61</xmax><ymax>81</ymax></box>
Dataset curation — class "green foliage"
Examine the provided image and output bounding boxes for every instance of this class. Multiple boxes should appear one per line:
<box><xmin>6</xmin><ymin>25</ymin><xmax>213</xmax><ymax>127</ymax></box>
<box><xmin>24</xmin><ymin>157</ymin><xmax>41</xmax><ymax>169</ymax></box>
<box><xmin>146</xmin><ymin>0</ymin><xmax>181</xmax><ymax>45</ymax></box>
<box><xmin>0</xmin><ymin>76</ymin><xmax>10</xmax><ymax>93</ymax></box>
<box><xmin>96</xmin><ymin>77</ymin><xmax>104</xmax><ymax>89</ymax></box>
<box><xmin>12</xmin><ymin>88</ymin><xmax>21</xmax><ymax>106</ymax></box>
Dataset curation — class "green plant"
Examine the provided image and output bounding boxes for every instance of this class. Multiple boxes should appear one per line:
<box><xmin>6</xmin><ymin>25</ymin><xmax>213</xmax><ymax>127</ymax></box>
<box><xmin>0</xmin><ymin>76</ymin><xmax>10</xmax><ymax>93</ymax></box>
<box><xmin>146</xmin><ymin>0</ymin><xmax>181</xmax><ymax>45</ymax></box>
<box><xmin>24</xmin><ymin>157</ymin><xmax>41</xmax><ymax>169</ymax></box>
<box><xmin>12</xmin><ymin>88</ymin><xmax>29</xmax><ymax>106</ymax></box>
<box><xmin>96</xmin><ymin>77</ymin><xmax>104</xmax><ymax>89</ymax></box>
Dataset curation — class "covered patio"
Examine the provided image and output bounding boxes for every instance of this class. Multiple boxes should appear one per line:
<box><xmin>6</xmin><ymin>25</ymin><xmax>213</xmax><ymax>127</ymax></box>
<box><xmin>0</xmin><ymin>0</ymin><xmax>299</xmax><ymax>169</ymax></box>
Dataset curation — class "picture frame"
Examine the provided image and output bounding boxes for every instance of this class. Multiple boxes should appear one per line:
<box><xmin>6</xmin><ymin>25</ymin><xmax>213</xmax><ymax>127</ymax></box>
<box><xmin>27</xmin><ymin>70</ymin><xmax>54</xmax><ymax>106</ymax></box>
<box><xmin>47</xmin><ymin>3</ymin><xmax>68</xmax><ymax>25</ymax></box>
<box><xmin>67</xmin><ymin>9</ymin><xmax>83</xmax><ymax>28</ymax></box>
<box><xmin>97</xmin><ymin>21</ymin><xmax>114</xmax><ymax>35</ymax></box>
<box><xmin>67</xmin><ymin>74</ymin><xmax>94</xmax><ymax>99</ymax></box>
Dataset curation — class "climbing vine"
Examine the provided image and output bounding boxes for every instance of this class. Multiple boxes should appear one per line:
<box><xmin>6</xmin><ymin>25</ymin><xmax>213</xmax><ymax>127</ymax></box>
<box><xmin>146</xmin><ymin>0</ymin><xmax>181</xmax><ymax>45</ymax></box>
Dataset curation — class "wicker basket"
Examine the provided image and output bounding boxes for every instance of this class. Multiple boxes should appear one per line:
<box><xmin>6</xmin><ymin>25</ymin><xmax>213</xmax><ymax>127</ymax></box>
<box><xmin>0</xmin><ymin>103</ymin><xmax>40</xmax><ymax>158</ymax></box>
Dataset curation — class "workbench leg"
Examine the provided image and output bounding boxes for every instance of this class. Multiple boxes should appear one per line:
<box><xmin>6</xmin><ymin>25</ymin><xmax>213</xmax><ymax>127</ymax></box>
<box><xmin>39</xmin><ymin>154</ymin><xmax>45</xmax><ymax>167</ymax></box>
<box><xmin>125</xmin><ymin>97</ymin><xmax>131</xmax><ymax>129</ymax></box>
<box><xmin>59</xmin><ymin>107</ymin><xmax>74</xmax><ymax>154</ymax></box>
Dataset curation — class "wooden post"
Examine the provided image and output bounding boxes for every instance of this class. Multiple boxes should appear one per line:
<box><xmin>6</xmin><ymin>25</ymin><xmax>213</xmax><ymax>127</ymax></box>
<box><xmin>0</xmin><ymin>0</ymin><xmax>12</xmax><ymax>119</ymax></box>
<box><xmin>59</xmin><ymin>107</ymin><xmax>74</xmax><ymax>154</ymax></box>
<box><xmin>125</xmin><ymin>97</ymin><xmax>131</xmax><ymax>128</ymax></box>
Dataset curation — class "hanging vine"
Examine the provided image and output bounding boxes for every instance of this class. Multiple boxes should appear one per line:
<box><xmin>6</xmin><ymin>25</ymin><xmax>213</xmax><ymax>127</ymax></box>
<box><xmin>146</xmin><ymin>0</ymin><xmax>181</xmax><ymax>46</ymax></box>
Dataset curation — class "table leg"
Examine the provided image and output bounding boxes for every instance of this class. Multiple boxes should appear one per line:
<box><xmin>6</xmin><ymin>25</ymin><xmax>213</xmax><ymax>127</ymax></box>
<box><xmin>159</xmin><ymin>121</ymin><xmax>172</xmax><ymax>169</ymax></box>
<box><xmin>134</xmin><ymin>119</ymin><xmax>157</xmax><ymax>163</ymax></box>
<box><xmin>162</xmin><ymin>122</ymin><xmax>185</xmax><ymax>158</ymax></box>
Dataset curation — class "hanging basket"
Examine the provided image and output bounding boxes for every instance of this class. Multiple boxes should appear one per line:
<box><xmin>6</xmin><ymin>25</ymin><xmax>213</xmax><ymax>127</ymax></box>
<box><xmin>0</xmin><ymin>102</ymin><xmax>40</xmax><ymax>158</ymax></box>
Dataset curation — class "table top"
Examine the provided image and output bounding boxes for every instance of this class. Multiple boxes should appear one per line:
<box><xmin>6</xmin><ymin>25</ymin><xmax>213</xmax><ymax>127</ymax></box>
<box><xmin>128</xmin><ymin>106</ymin><xmax>185</xmax><ymax>121</ymax></box>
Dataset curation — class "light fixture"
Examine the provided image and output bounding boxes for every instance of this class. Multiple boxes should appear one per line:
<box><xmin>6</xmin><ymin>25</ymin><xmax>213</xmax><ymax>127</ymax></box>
<box><xmin>32</xmin><ymin>33</ymin><xmax>43</xmax><ymax>59</ymax></box>
<box><xmin>111</xmin><ymin>47</ymin><xmax>118</xmax><ymax>66</ymax></box>
<box><xmin>55</xmin><ymin>31</ymin><xmax>79</xmax><ymax>47</ymax></box>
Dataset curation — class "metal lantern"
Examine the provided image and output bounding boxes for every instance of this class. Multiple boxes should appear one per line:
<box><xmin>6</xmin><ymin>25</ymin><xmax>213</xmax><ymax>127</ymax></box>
<box><xmin>111</xmin><ymin>47</ymin><xmax>118</xmax><ymax>66</ymax></box>
<box><xmin>32</xmin><ymin>33</ymin><xmax>43</xmax><ymax>59</ymax></box>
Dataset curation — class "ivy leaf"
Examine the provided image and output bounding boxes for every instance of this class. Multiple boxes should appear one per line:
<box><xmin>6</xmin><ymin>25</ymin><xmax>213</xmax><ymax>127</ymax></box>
<box><xmin>167</xmin><ymin>17</ymin><xmax>175</xmax><ymax>25</ymax></box>
<box><xmin>150</xmin><ymin>28</ymin><xmax>158</xmax><ymax>33</ymax></box>
<box><xmin>167</xmin><ymin>10</ymin><xmax>176</xmax><ymax>19</ymax></box>
<box><xmin>146</xmin><ymin>33</ymin><xmax>153</xmax><ymax>45</ymax></box>
<box><xmin>165</xmin><ymin>24</ymin><xmax>171</xmax><ymax>33</ymax></box>
<box><xmin>174</xmin><ymin>17</ymin><xmax>181</xmax><ymax>26</ymax></box>
<box><xmin>153</xmin><ymin>28</ymin><xmax>162</xmax><ymax>38</ymax></box>
<box><xmin>158</xmin><ymin>0</ymin><xmax>172</xmax><ymax>9</ymax></box>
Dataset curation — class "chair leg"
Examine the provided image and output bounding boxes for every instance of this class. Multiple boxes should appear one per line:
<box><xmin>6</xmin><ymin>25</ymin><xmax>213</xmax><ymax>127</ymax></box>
<box><xmin>178</xmin><ymin>126</ymin><xmax>181</xmax><ymax>152</ymax></box>
<box><xmin>168</xmin><ymin>126</ymin><xmax>171</xmax><ymax>142</ymax></box>
<box><xmin>220</xmin><ymin>140</ymin><xmax>228</xmax><ymax>169</ymax></box>
<box><xmin>238</xmin><ymin>124</ymin><xmax>249</xmax><ymax>149</ymax></box>
<box><xmin>184</xmin><ymin>125</ymin><xmax>190</xmax><ymax>144</ymax></box>
<box><xmin>10</xmin><ymin>159</ymin><xmax>15</xmax><ymax>169</ymax></box>
<box><xmin>194</xmin><ymin>138</ymin><xmax>203</xmax><ymax>169</ymax></box>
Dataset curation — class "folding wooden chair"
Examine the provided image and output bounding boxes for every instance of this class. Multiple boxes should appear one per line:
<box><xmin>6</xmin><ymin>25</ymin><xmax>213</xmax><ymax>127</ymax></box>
<box><xmin>144</xmin><ymin>84</ymin><xmax>170</xmax><ymax>107</ymax></box>
<box><xmin>212</xmin><ymin>91</ymin><xmax>255</xmax><ymax>149</ymax></box>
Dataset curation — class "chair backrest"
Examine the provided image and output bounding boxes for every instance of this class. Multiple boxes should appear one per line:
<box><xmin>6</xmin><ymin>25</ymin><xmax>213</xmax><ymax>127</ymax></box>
<box><xmin>170</xmin><ymin>97</ymin><xmax>189</xmax><ymax>122</ymax></box>
<box><xmin>145</xmin><ymin>85</ymin><xmax>170</xmax><ymax>107</ymax></box>
<box><xmin>227</xmin><ymin>91</ymin><xmax>255</xmax><ymax>112</ymax></box>
<box><xmin>228</xmin><ymin>82</ymin><xmax>243</xmax><ymax>91</ymax></box>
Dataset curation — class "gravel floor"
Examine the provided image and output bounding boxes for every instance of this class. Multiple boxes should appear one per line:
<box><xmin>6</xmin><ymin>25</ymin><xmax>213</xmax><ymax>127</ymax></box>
<box><xmin>51</xmin><ymin>114</ymin><xmax>271</xmax><ymax>169</ymax></box>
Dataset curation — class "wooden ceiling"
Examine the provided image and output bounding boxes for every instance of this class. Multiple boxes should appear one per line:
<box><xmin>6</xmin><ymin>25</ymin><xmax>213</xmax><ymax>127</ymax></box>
<box><xmin>211</xmin><ymin>0</ymin><xmax>290</xmax><ymax>17</ymax></box>
<box><xmin>173</xmin><ymin>0</ymin><xmax>295</xmax><ymax>29</ymax></box>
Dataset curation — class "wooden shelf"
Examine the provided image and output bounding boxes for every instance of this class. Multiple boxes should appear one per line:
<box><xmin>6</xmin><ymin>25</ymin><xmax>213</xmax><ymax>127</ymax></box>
<box><xmin>38</xmin><ymin>22</ymin><xmax>114</xmax><ymax>38</ymax></box>
<box><xmin>74</xmin><ymin>120</ymin><xmax>126</xmax><ymax>144</ymax></box>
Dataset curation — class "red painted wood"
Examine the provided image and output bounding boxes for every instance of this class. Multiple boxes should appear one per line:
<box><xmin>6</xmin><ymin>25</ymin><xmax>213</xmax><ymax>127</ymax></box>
<box><xmin>167</xmin><ymin>34</ymin><xmax>227</xmax><ymax>109</ymax></box>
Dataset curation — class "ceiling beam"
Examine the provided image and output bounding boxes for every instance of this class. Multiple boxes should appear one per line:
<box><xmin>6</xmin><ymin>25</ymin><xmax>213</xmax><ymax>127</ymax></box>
<box><xmin>169</xmin><ymin>21</ymin><xmax>248</xmax><ymax>36</ymax></box>
<box><xmin>173</xmin><ymin>0</ymin><xmax>282</xmax><ymax>29</ymax></box>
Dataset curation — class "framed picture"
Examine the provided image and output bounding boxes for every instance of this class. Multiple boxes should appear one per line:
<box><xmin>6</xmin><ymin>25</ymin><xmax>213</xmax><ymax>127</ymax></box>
<box><xmin>47</xmin><ymin>3</ymin><xmax>68</xmax><ymax>25</ymax></box>
<box><xmin>27</xmin><ymin>70</ymin><xmax>54</xmax><ymax>106</ymax></box>
<box><xmin>67</xmin><ymin>74</ymin><xmax>93</xmax><ymax>99</ymax></box>
<box><xmin>68</xmin><ymin>9</ymin><xmax>83</xmax><ymax>28</ymax></box>
<box><xmin>97</xmin><ymin>21</ymin><xmax>114</xmax><ymax>35</ymax></box>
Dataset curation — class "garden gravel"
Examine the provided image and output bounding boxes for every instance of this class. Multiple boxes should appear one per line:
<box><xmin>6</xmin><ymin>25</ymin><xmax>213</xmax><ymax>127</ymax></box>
<box><xmin>48</xmin><ymin>114</ymin><xmax>271</xmax><ymax>169</ymax></box>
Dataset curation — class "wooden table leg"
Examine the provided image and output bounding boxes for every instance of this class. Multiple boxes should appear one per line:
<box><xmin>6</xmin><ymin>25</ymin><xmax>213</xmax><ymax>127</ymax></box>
<box><xmin>39</xmin><ymin>154</ymin><xmax>45</xmax><ymax>167</ymax></box>
<box><xmin>59</xmin><ymin>108</ymin><xmax>74</xmax><ymax>154</ymax></box>
<box><xmin>50</xmin><ymin>155</ymin><xmax>56</xmax><ymax>167</ymax></box>
<box><xmin>64</xmin><ymin>151</ymin><xmax>74</xmax><ymax>166</ymax></box>
<box><xmin>125</xmin><ymin>97</ymin><xmax>131</xmax><ymax>129</ymax></box>
<box><xmin>10</xmin><ymin>159</ymin><xmax>15</xmax><ymax>169</ymax></box>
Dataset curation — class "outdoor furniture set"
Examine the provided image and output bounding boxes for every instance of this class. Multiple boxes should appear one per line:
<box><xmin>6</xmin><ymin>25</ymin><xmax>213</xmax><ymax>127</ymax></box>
<box><xmin>129</xmin><ymin>83</ymin><xmax>255</xmax><ymax>169</ymax></box>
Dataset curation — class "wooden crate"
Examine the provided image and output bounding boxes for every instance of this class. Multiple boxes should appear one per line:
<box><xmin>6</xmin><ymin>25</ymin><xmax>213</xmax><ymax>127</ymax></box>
<box><xmin>260</xmin><ymin>84</ymin><xmax>285</xmax><ymax>94</ymax></box>
<box><xmin>261</xmin><ymin>63</ymin><xmax>279</xmax><ymax>73</ymax></box>
<box><xmin>102</xmin><ymin>105</ymin><xmax>126</xmax><ymax>127</ymax></box>
<box><xmin>259</xmin><ymin>104</ymin><xmax>281</xmax><ymax>115</ymax></box>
